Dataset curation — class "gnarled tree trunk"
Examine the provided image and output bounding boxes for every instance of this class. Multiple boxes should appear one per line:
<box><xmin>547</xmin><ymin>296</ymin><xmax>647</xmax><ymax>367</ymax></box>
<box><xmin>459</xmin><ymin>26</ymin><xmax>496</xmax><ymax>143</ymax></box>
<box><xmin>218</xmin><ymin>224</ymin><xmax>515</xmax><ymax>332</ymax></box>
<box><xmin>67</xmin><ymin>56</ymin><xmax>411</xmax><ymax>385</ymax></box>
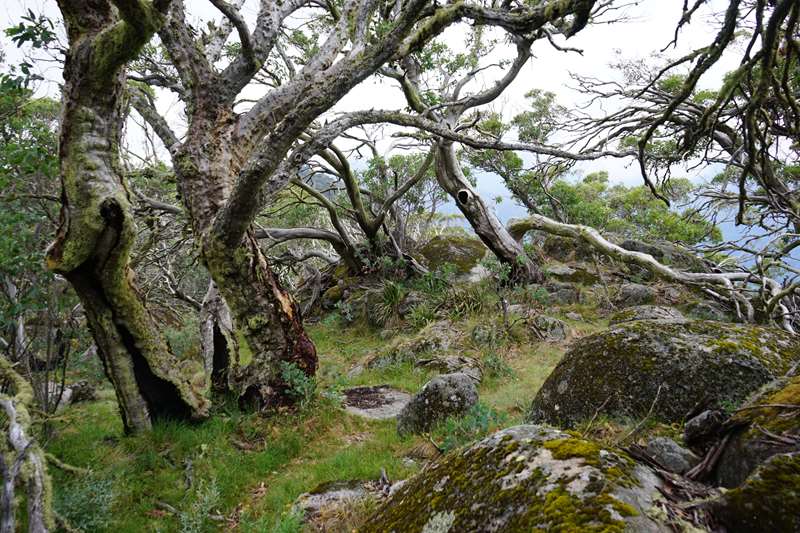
<box><xmin>47</xmin><ymin>0</ymin><xmax>208</xmax><ymax>433</ymax></box>
<box><xmin>171</xmin><ymin>103</ymin><xmax>317</xmax><ymax>410</ymax></box>
<box><xmin>199</xmin><ymin>281</ymin><xmax>238</xmax><ymax>393</ymax></box>
<box><xmin>435</xmin><ymin>142</ymin><xmax>542</xmax><ymax>282</ymax></box>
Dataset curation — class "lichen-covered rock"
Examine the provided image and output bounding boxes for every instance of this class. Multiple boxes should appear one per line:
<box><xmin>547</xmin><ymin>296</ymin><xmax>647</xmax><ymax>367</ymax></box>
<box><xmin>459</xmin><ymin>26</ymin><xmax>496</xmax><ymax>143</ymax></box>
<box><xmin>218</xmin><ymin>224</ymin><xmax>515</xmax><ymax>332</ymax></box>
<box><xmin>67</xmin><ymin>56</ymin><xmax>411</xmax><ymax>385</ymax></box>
<box><xmin>528</xmin><ymin>320</ymin><xmax>800</xmax><ymax>428</ymax></box>
<box><xmin>614</xmin><ymin>283</ymin><xmax>657</xmax><ymax>307</ymax></box>
<box><xmin>470</xmin><ymin>323</ymin><xmax>498</xmax><ymax>345</ymax></box>
<box><xmin>711</xmin><ymin>453</ymin><xmax>800</xmax><ymax>532</ymax></box>
<box><xmin>364</xmin><ymin>425</ymin><xmax>672</xmax><ymax>532</ymax></box>
<box><xmin>609</xmin><ymin>305</ymin><xmax>685</xmax><ymax>326</ymax></box>
<box><xmin>645</xmin><ymin>437</ymin><xmax>699</xmax><ymax>475</ymax></box>
<box><xmin>714</xmin><ymin>374</ymin><xmax>800</xmax><ymax>487</ymax></box>
<box><xmin>419</xmin><ymin>235</ymin><xmax>487</xmax><ymax>274</ymax></box>
<box><xmin>397</xmin><ymin>373</ymin><xmax>479</xmax><ymax>436</ymax></box>
<box><xmin>368</xmin><ymin>321</ymin><xmax>458</xmax><ymax>368</ymax></box>
<box><xmin>531</xmin><ymin>315</ymin><xmax>570</xmax><ymax>342</ymax></box>
<box><xmin>415</xmin><ymin>355</ymin><xmax>482</xmax><ymax>383</ymax></box>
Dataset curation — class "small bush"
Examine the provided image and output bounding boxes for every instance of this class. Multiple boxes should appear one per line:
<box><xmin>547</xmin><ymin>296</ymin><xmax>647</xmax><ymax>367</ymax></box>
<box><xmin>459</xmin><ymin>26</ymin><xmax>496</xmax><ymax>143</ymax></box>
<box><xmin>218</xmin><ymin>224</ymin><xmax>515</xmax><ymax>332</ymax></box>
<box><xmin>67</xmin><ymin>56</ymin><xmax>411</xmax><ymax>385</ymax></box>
<box><xmin>164</xmin><ymin>315</ymin><xmax>201</xmax><ymax>361</ymax></box>
<box><xmin>280</xmin><ymin>361</ymin><xmax>316</xmax><ymax>408</ymax></box>
<box><xmin>179</xmin><ymin>478</ymin><xmax>221</xmax><ymax>533</ymax></box>
<box><xmin>415</xmin><ymin>264</ymin><xmax>456</xmax><ymax>295</ymax></box>
<box><xmin>441</xmin><ymin>284</ymin><xmax>488</xmax><ymax>320</ymax></box>
<box><xmin>433</xmin><ymin>403</ymin><xmax>507</xmax><ymax>453</ymax></box>
<box><xmin>374</xmin><ymin>280</ymin><xmax>406</xmax><ymax>327</ymax></box>
<box><xmin>482</xmin><ymin>350</ymin><xmax>515</xmax><ymax>379</ymax></box>
<box><xmin>406</xmin><ymin>302</ymin><xmax>438</xmax><ymax>330</ymax></box>
<box><xmin>54</xmin><ymin>473</ymin><xmax>115</xmax><ymax>532</ymax></box>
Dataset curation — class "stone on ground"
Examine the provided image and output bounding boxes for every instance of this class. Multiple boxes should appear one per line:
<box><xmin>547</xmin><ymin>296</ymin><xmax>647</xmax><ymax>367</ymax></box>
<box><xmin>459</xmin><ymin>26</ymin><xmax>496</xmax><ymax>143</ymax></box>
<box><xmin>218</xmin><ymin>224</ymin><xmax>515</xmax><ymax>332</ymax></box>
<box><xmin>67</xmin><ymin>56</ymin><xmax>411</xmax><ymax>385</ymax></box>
<box><xmin>645</xmin><ymin>437</ymin><xmax>699</xmax><ymax>475</ymax></box>
<box><xmin>397</xmin><ymin>373</ymin><xmax>479</xmax><ymax>436</ymax></box>
<box><xmin>609</xmin><ymin>305</ymin><xmax>685</xmax><ymax>325</ymax></box>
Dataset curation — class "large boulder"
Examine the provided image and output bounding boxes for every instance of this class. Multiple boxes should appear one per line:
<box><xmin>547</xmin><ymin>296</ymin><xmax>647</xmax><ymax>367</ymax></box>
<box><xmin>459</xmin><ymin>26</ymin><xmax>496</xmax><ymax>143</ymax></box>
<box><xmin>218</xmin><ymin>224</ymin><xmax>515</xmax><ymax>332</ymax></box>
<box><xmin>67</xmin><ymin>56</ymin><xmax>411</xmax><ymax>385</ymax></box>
<box><xmin>397</xmin><ymin>373</ymin><xmax>478</xmax><ymax>436</ymax></box>
<box><xmin>711</xmin><ymin>452</ymin><xmax>800</xmax><ymax>532</ymax></box>
<box><xmin>714</xmin><ymin>374</ymin><xmax>800</xmax><ymax>487</ymax></box>
<box><xmin>419</xmin><ymin>235</ymin><xmax>487</xmax><ymax>274</ymax></box>
<box><xmin>364</xmin><ymin>425</ymin><xmax>674</xmax><ymax>532</ymax></box>
<box><xmin>528</xmin><ymin>320</ymin><xmax>800</xmax><ymax>428</ymax></box>
<box><xmin>608</xmin><ymin>305</ymin><xmax>685</xmax><ymax>326</ymax></box>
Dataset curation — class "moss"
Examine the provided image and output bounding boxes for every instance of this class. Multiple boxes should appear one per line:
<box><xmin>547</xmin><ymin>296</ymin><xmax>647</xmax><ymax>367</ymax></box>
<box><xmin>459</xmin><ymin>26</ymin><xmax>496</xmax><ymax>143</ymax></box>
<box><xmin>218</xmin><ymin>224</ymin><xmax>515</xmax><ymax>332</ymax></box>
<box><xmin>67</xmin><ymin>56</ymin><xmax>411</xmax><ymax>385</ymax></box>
<box><xmin>419</xmin><ymin>235</ymin><xmax>487</xmax><ymax>274</ymax></box>
<box><xmin>714</xmin><ymin>453</ymin><xmax>800</xmax><ymax>532</ymax></box>
<box><xmin>364</xmin><ymin>427</ymin><xmax>650</xmax><ymax>532</ymax></box>
<box><xmin>543</xmin><ymin>438</ymin><xmax>603</xmax><ymax>465</ymax></box>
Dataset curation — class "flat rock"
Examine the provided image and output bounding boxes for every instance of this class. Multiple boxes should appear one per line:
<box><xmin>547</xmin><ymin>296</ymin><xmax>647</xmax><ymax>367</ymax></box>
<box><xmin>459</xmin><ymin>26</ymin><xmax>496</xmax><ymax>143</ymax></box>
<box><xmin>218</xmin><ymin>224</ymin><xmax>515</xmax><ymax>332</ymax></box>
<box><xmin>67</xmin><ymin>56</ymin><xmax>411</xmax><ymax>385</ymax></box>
<box><xmin>415</xmin><ymin>355</ymin><xmax>482</xmax><ymax>383</ymax></box>
<box><xmin>343</xmin><ymin>385</ymin><xmax>411</xmax><ymax>420</ymax></box>
<box><xmin>609</xmin><ymin>305</ymin><xmax>685</xmax><ymax>325</ymax></box>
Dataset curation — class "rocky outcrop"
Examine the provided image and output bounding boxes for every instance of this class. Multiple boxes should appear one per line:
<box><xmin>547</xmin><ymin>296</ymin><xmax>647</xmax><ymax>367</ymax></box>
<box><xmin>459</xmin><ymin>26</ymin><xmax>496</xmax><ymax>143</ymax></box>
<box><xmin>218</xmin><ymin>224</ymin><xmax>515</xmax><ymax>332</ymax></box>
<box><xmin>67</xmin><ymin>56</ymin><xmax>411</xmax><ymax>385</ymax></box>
<box><xmin>528</xmin><ymin>320</ymin><xmax>800</xmax><ymax>428</ymax></box>
<box><xmin>714</xmin><ymin>374</ymin><xmax>800</xmax><ymax>487</ymax></box>
<box><xmin>368</xmin><ymin>321</ymin><xmax>458</xmax><ymax>368</ymax></box>
<box><xmin>711</xmin><ymin>452</ymin><xmax>800</xmax><ymax>532</ymax></box>
<box><xmin>397</xmin><ymin>373</ymin><xmax>479</xmax><ymax>436</ymax></box>
<box><xmin>419</xmin><ymin>235</ymin><xmax>487</xmax><ymax>274</ymax></box>
<box><xmin>609</xmin><ymin>305</ymin><xmax>685</xmax><ymax>325</ymax></box>
<box><xmin>364</xmin><ymin>425</ymin><xmax>675</xmax><ymax>532</ymax></box>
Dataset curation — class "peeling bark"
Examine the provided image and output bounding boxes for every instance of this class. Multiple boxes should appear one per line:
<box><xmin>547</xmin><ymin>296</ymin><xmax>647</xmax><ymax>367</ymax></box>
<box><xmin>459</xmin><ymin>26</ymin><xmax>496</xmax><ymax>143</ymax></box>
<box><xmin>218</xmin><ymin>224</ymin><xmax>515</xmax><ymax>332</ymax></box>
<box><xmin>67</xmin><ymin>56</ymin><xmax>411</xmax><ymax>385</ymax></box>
<box><xmin>47</xmin><ymin>0</ymin><xmax>208</xmax><ymax>433</ymax></box>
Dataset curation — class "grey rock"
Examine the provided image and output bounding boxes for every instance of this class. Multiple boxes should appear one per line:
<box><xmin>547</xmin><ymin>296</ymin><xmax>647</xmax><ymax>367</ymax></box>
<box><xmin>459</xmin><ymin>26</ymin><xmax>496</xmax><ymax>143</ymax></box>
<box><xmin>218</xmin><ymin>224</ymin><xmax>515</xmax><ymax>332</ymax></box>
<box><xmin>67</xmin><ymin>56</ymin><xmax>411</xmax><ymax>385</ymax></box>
<box><xmin>365</xmin><ymin>425</ymin><xmax>677</xmax><ymax>532</ymax></box>
<box><xmin>565</xmin><ymin>312</ymin><xmax>582</xmax><ymax>321</ymax></box>
<box><xmin>531</xmin><ymin>315</ymin><xmax>570</xmax><ymax>342</ymax></box>
<box><xmin>546</xmin><ymin>263</ymin><xmax>599</xmax><ymax>284</ymax></box>
<box><xmin>397</xmin><ymin>373</ymin><xmax>479</xmax><ymax>436</ymax></box>
<box><xmin>528</xmin><ymin>320</ymin><xmax>800</xmax><ymax>428</ymax></box>
<box><xmin>621</xmin><ymin>239</ymin><xmax>665</xmax><ymax>260</ymax></box>
<box><xmin>684</xmin><ymin>409</ymin><xmax>727</xmax><ymax>450</ymax></box>
<box><xmin>398</xmin><ymin>291</ymin><xmax>425</xmax><ymax>318</ymax></box>
<box><xmin>614</xmin><ymin>283</ymin><xmax>657</xmax><ymax>307</ymax></box>
<box><xmin>645</xmin><ymin>437</ymin><xmax>700</xmax><ymax>475</ymax></box>
<box><xmin>608</xmin><ymin>305</ymin><xmax>685</xmax><ymax>325</ymax></box>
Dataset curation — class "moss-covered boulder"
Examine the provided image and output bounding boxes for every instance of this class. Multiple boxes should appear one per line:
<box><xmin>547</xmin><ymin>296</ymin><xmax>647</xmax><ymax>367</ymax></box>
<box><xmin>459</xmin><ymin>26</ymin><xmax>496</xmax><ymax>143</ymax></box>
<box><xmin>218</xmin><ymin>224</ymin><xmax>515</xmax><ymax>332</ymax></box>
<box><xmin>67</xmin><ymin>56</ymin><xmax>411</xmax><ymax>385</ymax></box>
<box><xmin>364</xmin><ymin>425</ymin><xmax>673</xmax><ymax>532</ymax></box>
<box><xmin>528</xmin><ymin>320</ymin><xmax>800</xmax><ymax>428</ymax></box>
<box><xmin>609</xmin><ymin>305</ymin><xmax>685</xmax><ymax>326</ymax></box>
<box><xmin>419</xmin><ymin>235</ymin><xmax>487</xmax><ymax>274</ymax></box>
<box><xmin>397</xmin><ymin>373</ymin><xmax>479</xmax><ymax>436</ymax></box>
<box><xmin>714</xmin><ymin>374</ymin><xmax>800</xmax><ymax>487</ymax></box>
<box><xmin>711</xmin><ymin>453</ymin><xmax>800</xmax><ymax>532</ymax></box>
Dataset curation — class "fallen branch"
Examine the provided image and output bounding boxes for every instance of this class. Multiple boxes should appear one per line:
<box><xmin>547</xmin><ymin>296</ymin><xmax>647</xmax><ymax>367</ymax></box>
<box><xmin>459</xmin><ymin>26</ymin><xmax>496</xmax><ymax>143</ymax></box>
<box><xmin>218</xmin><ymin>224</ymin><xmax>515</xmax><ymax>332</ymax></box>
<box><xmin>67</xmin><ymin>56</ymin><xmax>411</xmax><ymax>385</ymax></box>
<box><xmin>507</xmin><ymin>214</ymin><xmax>795</xmax><ymax>333</ymax></box>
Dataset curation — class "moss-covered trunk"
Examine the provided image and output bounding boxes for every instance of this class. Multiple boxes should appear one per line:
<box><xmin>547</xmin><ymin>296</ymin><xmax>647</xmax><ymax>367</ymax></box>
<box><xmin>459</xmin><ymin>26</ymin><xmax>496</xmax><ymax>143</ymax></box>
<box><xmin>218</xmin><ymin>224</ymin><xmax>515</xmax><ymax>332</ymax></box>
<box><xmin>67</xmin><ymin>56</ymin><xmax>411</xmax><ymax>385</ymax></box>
<box><xmin>199</xmin><ymin>281</ymin><xmax>238</xmax><ymax>393</ymax></box>
<box><xmin>435</xmin><ymin>142</ymin><xmax>542</xmax><ymax>282</ymax></box>
<box><xmin>204</xmin><ymin>233</ymin><xmax>317</xmax><ymax>410</ymax></box>
<box><xmin>173</xmin><ymin>105</ymin><xmax>317</xmax><ymax>411</ymax></box>
<box><xmin>47</xmin><ymin>0</ymin><xmax>209</xmax><ymax>433</ymax></box>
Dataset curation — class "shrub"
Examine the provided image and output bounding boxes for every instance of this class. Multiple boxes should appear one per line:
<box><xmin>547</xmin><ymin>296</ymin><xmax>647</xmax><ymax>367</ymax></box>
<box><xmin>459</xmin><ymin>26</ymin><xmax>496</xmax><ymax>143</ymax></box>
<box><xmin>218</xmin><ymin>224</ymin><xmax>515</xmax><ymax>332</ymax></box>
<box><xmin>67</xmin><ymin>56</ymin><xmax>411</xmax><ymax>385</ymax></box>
<box><xmin>279</xmin><ymin>361</ymin><xmax>316</xmax><ymax>408</ymax></box>
<box><xmin>179</xmin><ymin>478</ymin><xmax>221</xmax><ymax>533</ymax></box>
<box><xmin>433</xmin><ymin>403</ymin><xmax>507</xmax><ymax>453</ymax></box>
<box><xmin>54</xmin><ymin>473</ymin><xmax>115</xmax><ymax>532</ymax></box>
<box><xmin>482</xmin><ymin>350</ymin><xmax>515</xmax><ymax>379</ymax></box>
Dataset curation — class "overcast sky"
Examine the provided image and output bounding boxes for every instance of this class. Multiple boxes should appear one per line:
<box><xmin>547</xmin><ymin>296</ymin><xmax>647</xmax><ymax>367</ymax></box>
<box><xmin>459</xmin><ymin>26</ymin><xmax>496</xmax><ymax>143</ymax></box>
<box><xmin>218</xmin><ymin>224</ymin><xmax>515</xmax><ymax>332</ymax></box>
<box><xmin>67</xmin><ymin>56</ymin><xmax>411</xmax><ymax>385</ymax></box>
<box><xmin>1</xmin><ymin>0</ymin><xmax>739</xmax><ymax>222</ymax></box>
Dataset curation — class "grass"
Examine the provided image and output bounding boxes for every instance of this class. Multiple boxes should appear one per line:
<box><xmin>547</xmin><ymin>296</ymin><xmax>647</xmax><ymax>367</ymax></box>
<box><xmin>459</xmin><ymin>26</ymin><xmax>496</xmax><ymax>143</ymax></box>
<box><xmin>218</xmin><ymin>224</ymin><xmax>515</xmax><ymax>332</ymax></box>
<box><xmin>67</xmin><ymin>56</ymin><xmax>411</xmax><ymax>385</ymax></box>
<box><xmin>45</xmin><ymin>287</ymin><xmax>607</xmax><ymax>531</ymax></box>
